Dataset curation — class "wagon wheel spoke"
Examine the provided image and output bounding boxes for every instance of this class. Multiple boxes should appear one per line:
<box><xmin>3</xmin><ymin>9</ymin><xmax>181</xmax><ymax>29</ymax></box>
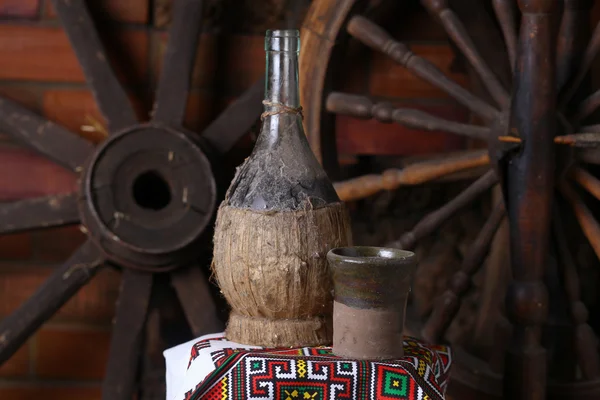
<box><xmin>387</xmin><ymin>169</ymin><xmax>498</xmax><ymax>250</ymax></box>
<box><xmin>0</xmin><ymin>193</ymin><xmax>80</xmax><ymax>234</ymax></box>
<box><xmin>492</xmin><ymin>0</ymin><xmax>518</xmax><ymax>71</ymax></box>
<box><xmin>0</xmin><ymin>97</ymin><xmax>94</xmax><ymax>172</ymax></box>
<box><xmin>473</xmin><ymin>211</ymin><xmax>510</xmax><ymax>341</ymax></box>
<box><xmin>555</xmin><ymin>133</ymin><xmax>600</xmax><ymax>147</ymax></box>
<box><xmin>152</xmin><ymin>0</ymin><xmax>204</xmax><ymax>127</ymax></box>
<box><xmin>552</xmin><ymin>203</ymin><xmax>600</xmax><ymax>379</ymax></box>
<box><xmin>581</xmin><ymin>124</ymin><xmax>600</xmax><ymax>133</ymax></box>
<box><xmin>0</xmin><ymin>240</ymin><xmax>105</xmax><ymax>364</ymax></box>
<box><xmin>560</xmin><ymin>20</ymin><xmax>600</xmax><ymax>108</ymax></box>
<box><xmin>422</xmin><ymin>201</ymin><xmax>505</xmax><ymax>344</ymax></box>
<box><xmin>334</xmin><ymin>150</ymin><xmax>490</xmax><ymax>202</ymax></box>
<box><xmin>51</xmin><ymin>0</ymin><xmax>138</xmax><ymax>133</ymax></box>
<box><xmin>346</xmin><ymin>15</ymin><xmax>500</xmax><ymax>122</ymax></box>
<box><xmin>326</xmin><ymin>92</ymin><xmax>490</xmax><ymax>140</ymax></box>
<box><xmin>559</xmin><ymin>180</ymin><xmax>600</xmax><ymax>261</ymax></box>
<box><xmin>577</xmin><ymin>148</ymin><xmax>600</xmax><ymax>164</ymax></box>
<box><xmin>422</xmin><ymin>0</ymin><xmax>509</xmax><ymax>109</ymax></box>
<box><xmin>500</xmin><ymin>132</ymin><xmax>600</xmax><ymax>148</ymax></box>
<box><xmin>575</xmin><ymin>89</ymin><xmax>600</xmax><ymax>123</ymax></box>
<box><xmin>201</xmin><ymin>78</ymin><xmax>264</xmax><ymax>154</ymax></box>
<box><xmin>556</xmin><ymin>0</ymin><xmax>594</xmax><ymax>90</ymax></box>
<box><xmin>170</xmin><ymin>264</ymin><xmax>224</xmax><ymax>337</ymax></box>
<box><xmin>102</xmin><ymin>269</ymin><xmax>153</xmax><ymax>400</ymax></box>
<box><xmin>572</xmin><ymin>166</ymin><xmax>600</xmax><ymax>201</ymax></box>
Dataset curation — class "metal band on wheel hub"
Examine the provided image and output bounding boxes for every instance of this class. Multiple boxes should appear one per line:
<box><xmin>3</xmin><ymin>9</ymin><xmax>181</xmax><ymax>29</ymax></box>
<box><xmin>79</xmin><ymin>124</ymin><xmax>217</xmax><ymax>268</ymax></box>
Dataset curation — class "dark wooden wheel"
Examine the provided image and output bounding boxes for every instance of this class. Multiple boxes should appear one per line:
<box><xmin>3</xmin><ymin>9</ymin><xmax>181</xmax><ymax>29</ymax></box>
<box><xmin>0</xmin><ymin>1</ymin><xmax>269</xmax><ymax>398</ymax></box>
<box><xmin>301</xmin><ymin>0</ymin><xmax>600</xmax><ymax>399</ymax></box>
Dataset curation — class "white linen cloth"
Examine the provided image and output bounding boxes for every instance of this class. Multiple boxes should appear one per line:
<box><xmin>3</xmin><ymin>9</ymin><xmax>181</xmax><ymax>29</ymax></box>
<box><xmin>162</xmin><ymin>332</ymin><xmax>260</xmax><ymax>400</ymax></box>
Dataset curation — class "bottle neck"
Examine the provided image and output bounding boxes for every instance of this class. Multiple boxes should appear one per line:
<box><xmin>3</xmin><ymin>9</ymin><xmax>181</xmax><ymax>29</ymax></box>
<box><xmin>264</xmin><ymin>34</ymin><xmax>300</xmax><ymax>110</ymax></box>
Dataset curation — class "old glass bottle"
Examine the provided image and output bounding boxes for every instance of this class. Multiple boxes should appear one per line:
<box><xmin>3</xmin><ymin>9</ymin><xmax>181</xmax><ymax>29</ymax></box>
<box><xmin>212</xmin><ymin>29</ymin><xmax>352</xmax><ymax>347</ymax></box>
<box><xmin>227</xmin><ymin>29</ymin><xmax>339</xmax><ymax>210</ymax></box>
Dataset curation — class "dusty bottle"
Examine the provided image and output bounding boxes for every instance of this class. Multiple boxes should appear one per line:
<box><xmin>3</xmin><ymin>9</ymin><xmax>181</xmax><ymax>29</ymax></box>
<box><xmin>211</xmin><ymin>29</ymin><xmax>352</xmax><ymax>347</ymax></box>
<box><xmin>327</xmin><ymin>246</ymin><xmax>417</xmax><ymax>360</ymax></box>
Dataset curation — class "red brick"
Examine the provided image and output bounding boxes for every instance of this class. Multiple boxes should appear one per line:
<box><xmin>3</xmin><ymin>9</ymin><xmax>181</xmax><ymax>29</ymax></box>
<box><xmin>0</xmin><ymin>0</ymin><xmax>39</xmax><ymax>19</ymax></box>
<box><xmin>0</xmin><ymin>386</ymin><xmax>101</xmax><ymax>400</ymax></box>
<box><xmin>0</xmin><ymin>26</ymin><xmax>147</xmax><ymax>84</ymax></box>
<box><xmin>0</xmin><ymin>26</ymin><xmax>83</xmax><ymax>82</ymax></box>
<box><xmin>0</xmin><ymin>265</ymin><xmax>121</xmax><ymax>323</ymax></box>
<box><xmin>36</xmin><ymin>327</ymin><xmax>111</xmax><ymax>379</ymax></box>
<box><xmin>34</xmin><ymin>226</ymin><xmax>87</xmax><ymax>262</ymax></box>
<box><xmin>43</xmin><ymin>89</ymin><xmax>107</xmax><ymax>143</ymax></box>
<box><xmin>46</xmin><ymin>0</ymin><xmax>148</xmax><ymax>24</ymax></box>
<box><xmin>0</xmin><ymin>341</ymin><xmax>29</xmax><ymax>377</ymax></box>
<box><xmin>0</xmin><ymin>232</ymin><xmax>33</xmax><ymax>260</ymax></box>
<box><xmin>335</xmin><ymin>103</ymin><xmax>470</xmax><ymax>156</ymax></box>
<box><xmin>223</xmin><ymin>35</ymin><xmax>264</xmax><ymax>92</ymax></box>
<box><xmin>0</xmin><ymin>147</ymin><xmax>76</xmax><ymax>201</ymax></box>
<box><xmin>368</xmin><ymin>44</ymin><xmax>468</xmax><ymax>99</ymax></box>
<box><xmin>42</xmin><ymin>89</ymin><xmax>147</xmax><ymax>141</ymax></box>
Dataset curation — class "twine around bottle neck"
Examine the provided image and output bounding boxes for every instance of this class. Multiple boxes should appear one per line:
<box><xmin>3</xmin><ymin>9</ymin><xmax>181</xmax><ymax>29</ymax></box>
<box><xmin>260</xmin><ymin>100</ymin><xmax>304</xmax><ymax>120</ymax></box>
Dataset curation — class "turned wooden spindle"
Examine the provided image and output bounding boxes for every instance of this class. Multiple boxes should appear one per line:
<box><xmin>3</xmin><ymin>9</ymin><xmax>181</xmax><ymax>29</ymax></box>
<box><xmin>572</xmin><ymin>166</ymin><xmax>600</xmax><ymax>200</ymax></box>
<box><xmin>492</xmin><ymin>0</ymin><xmax>519</xmax><ymax>71</ymax></box>
<box><xmin>421</xmin><ymin>0</ymin><xmax>509</xmax><ymax>109</ymax></box>
<box><xmin>333</xmin><ymin>150</ymin><xmax>490</xmax><ymax>202</ymax></box>
<box><xmin>554</xmin><ymin>133</ymin><xmax>600</xmax><ymax>147</ymax></box>
<box><xmin>557</xmin><ymin>0</ymin><xmax>594</xmax><ymax>90</ymax></box>
<box><xmin>553</xmin><ymin>206</ymin><xmax>600</xmax><ymax>379</ymax></box>
<box><xmin>503</xmin><ymin>1</ymin><xmax>556</xmax><ymax>399</ymax></box>
<box><xmin>388</xmin><ymin>170</ymin><xmax>497</xmax><ymax>250</ymax></box>
<box><xmin>421</xmin><ymin>202</ymin><xmax>505</xmax><ymax>344</ymax></box>
<box><xmin>346</xmin><ymin>15</ymin><xmax>499</xmax><ymax>122</ymax></box>
<box><xmin>576</xmin><ymin>89</ymin><xmax>600</xmax><ymax>123</ymax></box>
<box><xmin>326</xmin><ymin>92</ymin><xmax>490</xmax><ymax>140</ymax></box>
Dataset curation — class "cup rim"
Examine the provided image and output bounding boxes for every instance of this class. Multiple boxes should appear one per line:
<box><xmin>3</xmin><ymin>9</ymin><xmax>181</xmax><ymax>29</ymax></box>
<box><xmin>327</xmin><ymin>246</ymin><xmax>415</xmax><ymax>266</ymax></box>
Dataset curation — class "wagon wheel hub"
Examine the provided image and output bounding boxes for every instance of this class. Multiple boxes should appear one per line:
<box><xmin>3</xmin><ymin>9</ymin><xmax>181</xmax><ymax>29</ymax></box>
<box><xmin>0</xmin><ymin>0</ymin><xmax>273</xmax><ymax>398</ymax></box>
<box><xmin>80</xmin><ymin>124</ymin><xmax>217</xmax><ymax>269</ymax></box>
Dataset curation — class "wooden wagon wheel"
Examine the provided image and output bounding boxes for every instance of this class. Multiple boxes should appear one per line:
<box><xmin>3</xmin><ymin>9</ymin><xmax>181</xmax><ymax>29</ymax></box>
<box><xmin>301</xmin><ymin>0</ymin><xmax>600</xmax><ymax>399</ymax></box>
<box><xmin>0</xmin><ymin>0</ymin><xmax>267</xmax><ymax>398</ymax></box>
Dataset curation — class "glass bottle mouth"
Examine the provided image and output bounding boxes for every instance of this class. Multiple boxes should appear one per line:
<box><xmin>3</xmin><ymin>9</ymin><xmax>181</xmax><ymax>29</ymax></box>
<box><xmin>265</xmin><ymin>29</ymin><xmax>300</xmax><ymax>52</ymax></box>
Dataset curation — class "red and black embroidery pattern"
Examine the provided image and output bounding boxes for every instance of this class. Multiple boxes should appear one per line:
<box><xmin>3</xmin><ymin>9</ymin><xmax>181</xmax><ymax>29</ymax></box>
<box><xmin>184</xmin><ymin>336</ymin><xmax>452</xmax><ymax>400</ymax></box>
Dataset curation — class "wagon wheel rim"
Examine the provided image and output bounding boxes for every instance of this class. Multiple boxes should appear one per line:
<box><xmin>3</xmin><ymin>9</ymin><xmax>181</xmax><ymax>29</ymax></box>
<box><xmin>301</xmin><ymin>0</ymin><xmax>600</xmax><ymax>398</ymax></box>
<box><xmin>0</xmin><ymin>0</ymin><xmax>275</xmax><ymax>398</ymax></box>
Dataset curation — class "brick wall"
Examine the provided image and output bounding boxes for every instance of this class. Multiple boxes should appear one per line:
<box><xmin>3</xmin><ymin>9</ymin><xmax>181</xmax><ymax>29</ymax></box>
<box><xmin>4</xmin><ymin>1</ymin><xmax>599</xmax><ymax>399</ymax></box>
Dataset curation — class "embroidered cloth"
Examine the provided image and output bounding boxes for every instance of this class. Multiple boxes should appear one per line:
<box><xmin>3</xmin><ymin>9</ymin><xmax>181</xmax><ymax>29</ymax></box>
<box><xmin>164</xmin><ymin>332</ymin><xmax>452</xmax><ymax>400</ymax></box>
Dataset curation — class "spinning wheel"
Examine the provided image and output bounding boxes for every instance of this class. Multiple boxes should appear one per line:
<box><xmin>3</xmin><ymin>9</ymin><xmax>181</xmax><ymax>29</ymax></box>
<box><xmin>0</xmin><ymin>0</ymin><xmax>266</xmax><ymax>398</ymax></box>
<box><xmin>301</xmin><ymin>0</ymin><xmax>600</xmax><ymax>398</ymax></box>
